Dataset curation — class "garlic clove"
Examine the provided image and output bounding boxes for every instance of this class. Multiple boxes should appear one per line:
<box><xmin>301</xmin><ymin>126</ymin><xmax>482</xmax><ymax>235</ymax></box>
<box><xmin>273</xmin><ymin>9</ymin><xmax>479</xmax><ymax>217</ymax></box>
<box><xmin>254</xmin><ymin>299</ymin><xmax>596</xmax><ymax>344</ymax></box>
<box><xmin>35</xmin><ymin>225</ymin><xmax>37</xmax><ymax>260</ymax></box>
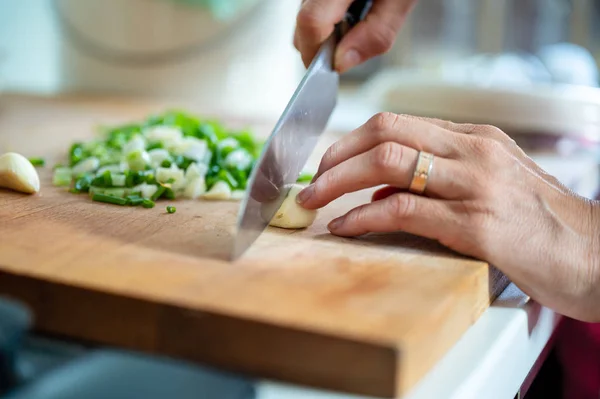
<box><xmin>266</xmin><ymin>184</ymin><xmax>317</xmax><ymax>229</ymax></box>
<box><xmin>0</xmin><ymin>152</ymin><xmax>41</xmax><ymax>194</ymax></box>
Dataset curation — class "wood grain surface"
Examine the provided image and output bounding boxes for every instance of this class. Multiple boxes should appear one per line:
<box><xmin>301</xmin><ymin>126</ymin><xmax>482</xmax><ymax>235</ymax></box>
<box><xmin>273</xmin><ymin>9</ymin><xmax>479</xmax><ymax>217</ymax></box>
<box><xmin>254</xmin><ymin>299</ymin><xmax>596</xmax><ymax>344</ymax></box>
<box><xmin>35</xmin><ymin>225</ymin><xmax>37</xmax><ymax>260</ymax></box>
<box><xmin>0</xmin><ymin>94</ymin><xmax>508</xmax><ymax>398</ymax></box>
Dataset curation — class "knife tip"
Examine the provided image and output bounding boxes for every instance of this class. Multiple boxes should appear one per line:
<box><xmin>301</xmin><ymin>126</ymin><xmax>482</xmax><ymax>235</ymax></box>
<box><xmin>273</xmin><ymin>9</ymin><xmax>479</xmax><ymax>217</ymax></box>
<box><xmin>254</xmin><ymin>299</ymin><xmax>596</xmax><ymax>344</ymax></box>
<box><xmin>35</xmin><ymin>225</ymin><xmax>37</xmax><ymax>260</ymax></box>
<box><xmin>229</xmin><ymin>241</ymin><xmax>247</xmax><ymax>263</ymax></box>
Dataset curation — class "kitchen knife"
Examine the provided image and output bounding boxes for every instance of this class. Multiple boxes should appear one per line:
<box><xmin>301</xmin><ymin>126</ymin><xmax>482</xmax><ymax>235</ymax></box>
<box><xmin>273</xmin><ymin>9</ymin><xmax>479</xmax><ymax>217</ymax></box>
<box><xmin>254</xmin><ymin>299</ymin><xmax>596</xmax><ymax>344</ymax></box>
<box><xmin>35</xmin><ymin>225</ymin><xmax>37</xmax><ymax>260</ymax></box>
<box><xmin>231</xmin><ymin>0</ymin><xmax>373</xmax><ymax>261</ymax></box>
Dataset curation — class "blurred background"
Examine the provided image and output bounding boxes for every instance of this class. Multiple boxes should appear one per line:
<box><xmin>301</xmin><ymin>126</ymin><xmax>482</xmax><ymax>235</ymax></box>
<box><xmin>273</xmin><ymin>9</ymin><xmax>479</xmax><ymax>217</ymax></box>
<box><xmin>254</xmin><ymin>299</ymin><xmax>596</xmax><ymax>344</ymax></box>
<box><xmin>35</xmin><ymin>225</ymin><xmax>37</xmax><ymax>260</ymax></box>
<box><xmin>2</xmin><ymin>0</ymin><xmax>600</xmax><ymax>114</ymax></box>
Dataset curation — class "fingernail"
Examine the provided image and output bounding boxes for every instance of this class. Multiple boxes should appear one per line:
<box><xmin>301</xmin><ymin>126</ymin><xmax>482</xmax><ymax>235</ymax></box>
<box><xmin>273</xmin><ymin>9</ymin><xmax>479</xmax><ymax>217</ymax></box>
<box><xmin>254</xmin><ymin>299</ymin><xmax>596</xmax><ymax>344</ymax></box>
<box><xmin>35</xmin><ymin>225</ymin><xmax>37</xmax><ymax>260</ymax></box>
<box><xmin>336</xmin><ymin>49</ymin><xmax>361</xmax><ymax>72</ymax></box>
<box><xmin>328</xmin><ymin>217</ymin><xmax>344</xmax><ymax>231</ymax></box>
<box><xmin>296</xmin><ymin>184</ymin><xmax>314</xmax><ymax>204</ymax></box>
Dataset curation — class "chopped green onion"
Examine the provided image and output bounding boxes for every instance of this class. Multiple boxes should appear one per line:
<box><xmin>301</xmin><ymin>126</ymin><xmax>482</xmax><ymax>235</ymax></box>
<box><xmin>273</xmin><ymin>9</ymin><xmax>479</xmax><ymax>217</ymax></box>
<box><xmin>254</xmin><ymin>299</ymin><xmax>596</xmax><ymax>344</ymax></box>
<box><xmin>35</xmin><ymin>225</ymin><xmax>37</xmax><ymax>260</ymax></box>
<box><xmin>218</xmin><ymin>169</ymin><xmax>238</xmax><ymax>189</ymax></box>
<box><xmin>124</xmin><ymin>170</ymin><xmax>135</xmax><ymax>187</ymax></box>
<box><xmin>297</xmin><ymin>172</ymin><xmax>314</xmax><ymax>183</ymax></box>
<box><xmin>226</xmin><ymin>168</ymin><xmax>248</xmax><ymax>189</ymax></box>
<box><xmin>29</xmin><ymin>157</ymin><xmax>45</xmax><ymax>167</ymax></box>
<box><xmin>74</xmin><ymin>174</ymin><xmax>93</xmax><ymax>193</ymax></box>
<box><xmin>127</xmin><ymin>150</ymin><xmax>150</xmax><ymax>172</ymax></box>
<box><xmin>166</xmin><ymin>206</ymin><xmax>176</xmax><ymax>214</ymax></box>
<box><xmin>72</xmin><ymin>157</ymin><xmax>100</xmax><ymax>175</ymax></box>
<box><xmin>174</xmin><ymin>155</ymin><xmax>194</xmax><ymax>170</ymax></box>
<box><xmin>111</xmin><ymin>173</ymin><xmax>126</xmax><ymax>187</ymax></box>
<box><xmin>92</xmin><ymin>193</ymin><xmax>128</xmax><ymax>206</ymax></box>
<box><xmin>53</xmin><ymin>167</ymin><xmax>72</xmax><ymax>187</ymax></box>
<box><xmin>102</xmin><ymin>188</ymin><xmax>127</xmax><ymax>198</ymax></box>
<box><xmin>54</xmin><ymin>110</ymin><xmax>265</xmax><ymax>205</ymax></box>
<box><xmin>223</xmin><ymin>148</ymin><xmax>253</xmax><ymax>171</ymax></box>
<box><xmin>164</xmin><ymin>187</ymin><xmax>175</xmax><ymax>200</ymax></box>
<box><xmin>151</xmin><ymin>186</ymin><xmax>166</xmax><ymax>201</ymax></box>
<box><xmin>102</xmin><ymin>170</ymin><xmax>112</xmax><ymax>186</ymax></box>
<box><xmin>69</xmin><ymin>143</ymin><xmax>86</xmax><ymax>166</ymax></box>
<box><xmin>156</xmin><ymin>167</ymin><xmax>184</xmax><ymax>187</ymax></box>
<box><xmin>126</xmin><ymin>195</ymin><xmax>145</xmax><ymax>206</ymax></box>
<box><xmin>90</xmin><ymin>170</ymin><xmax>113</xmax><ymax>187</ymax></box>
<box><xmin>146</xmin><ymin>142</ymin><xmax>163</xmax><ymax>151</ymax></box>
<box><xmin>142</xmin><ymin>199</ymin><xmax>156</xmax><ymax>208</ymax></box>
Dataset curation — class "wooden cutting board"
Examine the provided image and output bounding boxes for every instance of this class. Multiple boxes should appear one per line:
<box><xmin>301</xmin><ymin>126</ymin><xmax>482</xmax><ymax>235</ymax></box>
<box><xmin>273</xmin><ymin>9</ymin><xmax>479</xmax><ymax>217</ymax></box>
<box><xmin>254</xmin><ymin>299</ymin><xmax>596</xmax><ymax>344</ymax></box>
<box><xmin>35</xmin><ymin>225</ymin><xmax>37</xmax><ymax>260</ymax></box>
<box><xmin>0</xmin><ymin>94</ymin><xmax>508</xmax><ymax>398</ymax></box>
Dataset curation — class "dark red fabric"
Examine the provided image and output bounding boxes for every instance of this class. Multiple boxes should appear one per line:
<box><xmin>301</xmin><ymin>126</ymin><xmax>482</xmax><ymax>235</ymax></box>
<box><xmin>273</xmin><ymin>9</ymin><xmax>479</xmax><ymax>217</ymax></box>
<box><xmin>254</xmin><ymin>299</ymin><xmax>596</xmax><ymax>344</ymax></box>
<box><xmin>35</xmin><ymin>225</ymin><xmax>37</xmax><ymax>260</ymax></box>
<box><xmin>556</xmin><ymin>318</ymin><xmax>600</xmax><ymax>399</ymax></box>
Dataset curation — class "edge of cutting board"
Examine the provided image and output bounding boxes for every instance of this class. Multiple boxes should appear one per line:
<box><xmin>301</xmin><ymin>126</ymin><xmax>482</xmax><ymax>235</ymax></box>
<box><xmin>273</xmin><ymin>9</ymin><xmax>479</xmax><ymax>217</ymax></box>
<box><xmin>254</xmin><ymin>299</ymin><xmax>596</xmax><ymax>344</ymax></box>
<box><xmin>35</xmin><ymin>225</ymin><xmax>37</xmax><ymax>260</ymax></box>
<box><xmin>0</xmin><ymin>266</ymin><xmax>508</xmax><ymax>398</ymax></box>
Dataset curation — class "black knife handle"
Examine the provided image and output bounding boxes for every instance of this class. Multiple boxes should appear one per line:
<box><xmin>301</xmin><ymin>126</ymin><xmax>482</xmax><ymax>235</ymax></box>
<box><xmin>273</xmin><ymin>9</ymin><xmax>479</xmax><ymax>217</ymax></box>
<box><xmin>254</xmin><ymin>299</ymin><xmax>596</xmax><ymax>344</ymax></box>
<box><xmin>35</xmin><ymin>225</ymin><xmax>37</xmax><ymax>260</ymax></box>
<box><xmin>346</xmin><ymin>0</ymin><xmax>373</xmax><ymax>28</ymax></box>
<box><xmin>337</xmin><ymin>0</ymin><xmax>373</xmax><ymax>38</ymax></box>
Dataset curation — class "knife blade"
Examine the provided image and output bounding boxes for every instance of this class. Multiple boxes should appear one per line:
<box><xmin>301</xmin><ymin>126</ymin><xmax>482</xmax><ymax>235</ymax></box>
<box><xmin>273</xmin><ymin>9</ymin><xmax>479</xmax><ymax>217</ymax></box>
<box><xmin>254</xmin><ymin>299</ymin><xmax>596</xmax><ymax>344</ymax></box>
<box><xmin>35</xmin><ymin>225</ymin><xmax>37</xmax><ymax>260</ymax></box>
<box><xmin>231</xmin><ymin>0</ymin><xmax>373</xmax><ymax>261</ymax></box>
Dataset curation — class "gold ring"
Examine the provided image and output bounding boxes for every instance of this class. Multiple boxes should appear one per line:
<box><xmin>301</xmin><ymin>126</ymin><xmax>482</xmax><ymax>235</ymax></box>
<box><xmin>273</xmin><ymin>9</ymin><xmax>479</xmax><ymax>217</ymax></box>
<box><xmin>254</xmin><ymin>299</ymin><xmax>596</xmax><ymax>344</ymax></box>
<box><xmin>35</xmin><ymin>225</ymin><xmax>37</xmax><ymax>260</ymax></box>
<box><xmin>409</xmin><ymin>151</ymin><xmax>434</xmax><ymax>194</ymax></box>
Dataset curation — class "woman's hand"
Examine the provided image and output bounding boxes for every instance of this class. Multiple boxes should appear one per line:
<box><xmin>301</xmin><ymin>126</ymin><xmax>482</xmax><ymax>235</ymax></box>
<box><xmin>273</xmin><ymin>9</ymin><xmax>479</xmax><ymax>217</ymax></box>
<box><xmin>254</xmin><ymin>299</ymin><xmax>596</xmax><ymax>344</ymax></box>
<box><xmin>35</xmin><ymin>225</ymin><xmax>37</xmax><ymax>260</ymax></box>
<box><xmin>297</xmin><ymin>113</ymin><xmax>600</xmax><ymax>322</ymax></box>
<box><xmin>294</xmin><ymin>0</ymin><xmax>416</xmax><ymax>72</ymax></box>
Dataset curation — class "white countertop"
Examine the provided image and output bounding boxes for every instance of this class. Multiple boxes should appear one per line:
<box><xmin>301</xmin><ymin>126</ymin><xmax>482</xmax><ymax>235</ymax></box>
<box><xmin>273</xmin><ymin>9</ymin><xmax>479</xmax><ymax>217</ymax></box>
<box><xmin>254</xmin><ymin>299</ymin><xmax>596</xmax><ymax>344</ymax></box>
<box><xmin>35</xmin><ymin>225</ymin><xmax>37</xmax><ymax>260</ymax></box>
<box><xmin>254</xmin><ymin>92</ymin><xmax>600</xmax><ymax>399</ymax></box>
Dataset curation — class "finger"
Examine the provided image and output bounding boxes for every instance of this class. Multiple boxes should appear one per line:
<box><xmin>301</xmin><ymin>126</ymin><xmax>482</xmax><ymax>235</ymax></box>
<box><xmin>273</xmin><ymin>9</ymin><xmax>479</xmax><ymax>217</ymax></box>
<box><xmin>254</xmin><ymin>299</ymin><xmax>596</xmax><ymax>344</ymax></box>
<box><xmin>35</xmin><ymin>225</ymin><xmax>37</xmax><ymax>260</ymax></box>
<box><xmin>335</xmin><ymin>0</ymin><xmax>416</xmax><ymax>72</ymax></box>
<box><xmin>327</xmin><ymin>192</ymin><xmax>459</xmax><ymax>242</ymax></box>
<box><xmin>313</xmin><ymin>113</ymin><xmax>462</xmax><ymax>182</ymax></box>
<box><xmin>371</xmin><ymin>186</ymin><xmax>404</xmax><ymax>202</ymax></box>
<box><xmin>298</xmin><ymin>143</ymin><xmax>467</xmax><ymax>210</ymax></box>
<box><xmin>295</xmin><ymin>0</ymin><xmax>354</xmax><ymax>67</ymax></box>
<box><xmin>293</xmin><ymin>0</ymin><xmax>309</xmax><ymax>52</ymax></box>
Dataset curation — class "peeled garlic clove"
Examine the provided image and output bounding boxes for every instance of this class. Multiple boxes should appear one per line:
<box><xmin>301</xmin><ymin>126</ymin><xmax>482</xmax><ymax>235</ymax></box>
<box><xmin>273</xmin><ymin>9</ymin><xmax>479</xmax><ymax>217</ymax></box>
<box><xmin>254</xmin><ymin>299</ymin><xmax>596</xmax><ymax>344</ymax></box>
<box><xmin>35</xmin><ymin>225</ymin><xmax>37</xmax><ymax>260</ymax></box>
<box><xmin>0</xmin><ymin>152</ymin><xmax>41</xmax><ymax>194</ymax></box>
<box><xmin>267</xmin><ymin>184</ymin><xmax>317</xmax><ymax>229</ymax></box>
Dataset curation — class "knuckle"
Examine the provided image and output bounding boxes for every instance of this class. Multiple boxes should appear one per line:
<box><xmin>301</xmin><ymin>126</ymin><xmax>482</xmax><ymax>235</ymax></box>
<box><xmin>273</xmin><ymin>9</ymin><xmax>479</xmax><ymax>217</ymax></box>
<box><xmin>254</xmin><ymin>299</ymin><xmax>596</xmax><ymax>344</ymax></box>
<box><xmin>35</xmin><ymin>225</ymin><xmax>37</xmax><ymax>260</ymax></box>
<box><xmin>460</xmin><ymin>123</ymin><xmax>479</xmax><ymax>134</ymax></box>
<box><xmin>372</xmin><ymin>142</ymin><xmax>403</xmax><ymax>171</ymax></box>
<box><xmin>368</xmin><ymin>24</ymin><xmax>397</xmax><ymax>54</ymax></box>
<box><xmin>369</xmin><ymin>112</ymin><xmax>400</xmax><ymax>134</ymax></box>
<box><xmin>317</xmin><ymin>169</ymin><xmax>338</xmax><ymax>197</ymax></box>
<box><xmin>468</xmin><ymin>135</ymin><xmax>500</xmax><ymax>158</ymax></box>
<box><xmin>472</xmin><ymin>124</ymin><xmax>510</xmax><ymax>142</ymax></box>
<box><xmin>479</xmin><ymin>124</ymin><xmax>505</xmax><ymax>137</ymax></box>
<box><xmin>323</xmin><ymin>142</ymin><xmax>339</xmax><ymax>165</ymax></box>
<box><xmin>348</xmin><ymin>204</ymin><xmax>369</xmax><ymax>225</ymax></box>
<box><xmin>387</xmin><ymin>194</ymin><xmax>416</xmax><ymax>219</ymax></box>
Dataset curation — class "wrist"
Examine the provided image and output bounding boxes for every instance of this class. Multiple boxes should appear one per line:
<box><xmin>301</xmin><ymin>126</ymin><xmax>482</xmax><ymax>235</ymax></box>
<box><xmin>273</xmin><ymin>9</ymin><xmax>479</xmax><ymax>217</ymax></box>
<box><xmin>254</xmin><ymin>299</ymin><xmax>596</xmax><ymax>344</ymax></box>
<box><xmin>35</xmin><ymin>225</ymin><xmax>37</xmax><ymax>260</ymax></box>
<box><xmin>545</xmin><ymin>195</ymin><xmax>600</xmax><ymax>322</ymax></box>
<box><xmin>587</xmin><ymin>200</ymin><xmax>600</xmax><ymax>320</ymax></box>
<box><xmin>568</xmin><ymin>197</ymin><xmax>600</xmax><ymax>322</ymax></box>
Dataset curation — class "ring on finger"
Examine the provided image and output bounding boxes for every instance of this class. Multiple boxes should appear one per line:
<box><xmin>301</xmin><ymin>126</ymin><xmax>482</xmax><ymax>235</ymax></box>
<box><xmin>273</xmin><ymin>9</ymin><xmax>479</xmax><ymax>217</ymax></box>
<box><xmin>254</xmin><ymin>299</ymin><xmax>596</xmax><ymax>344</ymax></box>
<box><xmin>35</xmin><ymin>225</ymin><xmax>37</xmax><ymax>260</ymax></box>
<box><xmin>409</xmin><ymin>151</ymin><xmax>435</xmax><ymax>195</ymax></box>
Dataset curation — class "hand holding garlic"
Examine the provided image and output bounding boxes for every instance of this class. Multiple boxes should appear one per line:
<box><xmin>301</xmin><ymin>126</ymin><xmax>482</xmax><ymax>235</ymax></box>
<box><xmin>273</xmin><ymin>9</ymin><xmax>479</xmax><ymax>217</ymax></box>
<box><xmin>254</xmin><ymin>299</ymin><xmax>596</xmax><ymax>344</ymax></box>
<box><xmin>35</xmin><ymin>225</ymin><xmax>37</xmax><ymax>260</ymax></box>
<box><xmin>0</xmin><ymin>152</ymin><xmax>41</xmax><ymax>194</ymax></box>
